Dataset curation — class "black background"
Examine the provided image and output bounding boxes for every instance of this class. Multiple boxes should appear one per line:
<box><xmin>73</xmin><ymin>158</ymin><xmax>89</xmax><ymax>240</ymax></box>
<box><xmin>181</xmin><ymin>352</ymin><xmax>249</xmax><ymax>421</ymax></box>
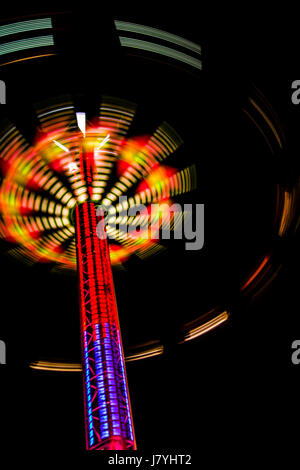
<box><xmin>0</xmin><ymin>3</ymin><xmax>299</xmax><ymax>465</ymax></box>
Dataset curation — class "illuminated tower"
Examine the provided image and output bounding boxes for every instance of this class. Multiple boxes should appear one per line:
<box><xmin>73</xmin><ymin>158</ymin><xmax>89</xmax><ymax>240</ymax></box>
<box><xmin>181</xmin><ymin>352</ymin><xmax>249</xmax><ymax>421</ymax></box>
<box><xmin>75</xmin><ymin>143</ymin><xmax>135</xmax><ymax>450</ymax></box>
<box><xmin>0</xmin><ymin>97</ymin><xmax>195</xmax><ymax>452</ymax></box>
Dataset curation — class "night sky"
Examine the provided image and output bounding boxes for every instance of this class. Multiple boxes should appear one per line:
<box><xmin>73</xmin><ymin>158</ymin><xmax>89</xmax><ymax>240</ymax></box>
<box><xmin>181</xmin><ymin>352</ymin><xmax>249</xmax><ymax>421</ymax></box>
<box><xmin>0</xmin><ymin>3</ymin><xmax>299</xmax><ymax>464</ymax></box>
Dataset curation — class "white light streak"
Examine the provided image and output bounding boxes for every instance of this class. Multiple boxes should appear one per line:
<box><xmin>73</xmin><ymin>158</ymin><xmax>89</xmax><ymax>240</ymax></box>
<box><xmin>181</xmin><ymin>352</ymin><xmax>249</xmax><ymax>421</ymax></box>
<box><xmin>53</xmin><ymin>140</ymin><xmax>69</xmax><ymax>153</ymax></box>
<box><xmin>97</xmin><ymin>134</ymin><xmax>110</xmax><ymax>149</ymax></box>
<box><xmin>76</xmin><ymin>112</ymin><xmax>86</xmax><ymax>137</ymax></box>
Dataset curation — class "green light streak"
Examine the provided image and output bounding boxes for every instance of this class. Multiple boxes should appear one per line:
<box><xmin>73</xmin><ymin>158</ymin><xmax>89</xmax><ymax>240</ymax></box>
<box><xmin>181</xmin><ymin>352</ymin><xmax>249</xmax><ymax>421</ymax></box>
<box><xmin>115</xmin><ymin>20</ymin><xmax>201</xmax><ymax>55</ymax></box>
<box><xmin>0</xmin><ymin>35</ymin><xmax>54</xmax><ymax>56</ymax></box>
<box><xmin>0</xmin><ymin>18</ymin><xmax>52</xmax><ymax>38</ymax></box>
<box><xmin>119</xmin><ymin>37</ymin><xmax>202</xmax><ymax>70</ymax></box>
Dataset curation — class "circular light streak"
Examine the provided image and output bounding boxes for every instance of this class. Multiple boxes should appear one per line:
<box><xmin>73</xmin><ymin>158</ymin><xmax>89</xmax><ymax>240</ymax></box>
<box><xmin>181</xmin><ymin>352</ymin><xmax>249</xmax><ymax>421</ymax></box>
<box><xmin>0</xmin><ymin>16</ymin><xmax>298</xmax><ymax>368</ymax></box>
<box><xmin>0</xmin><ymin>96</ymin><xmax>196</xmax><ymax>270</ymax></box>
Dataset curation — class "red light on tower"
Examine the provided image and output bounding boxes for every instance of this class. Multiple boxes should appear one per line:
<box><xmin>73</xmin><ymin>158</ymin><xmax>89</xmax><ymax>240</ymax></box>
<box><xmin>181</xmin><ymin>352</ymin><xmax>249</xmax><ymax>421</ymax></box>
<box><xmin>76</xmin><ymin>144</ymin><xmax>136</xmax><ymax>450</ymax></box>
